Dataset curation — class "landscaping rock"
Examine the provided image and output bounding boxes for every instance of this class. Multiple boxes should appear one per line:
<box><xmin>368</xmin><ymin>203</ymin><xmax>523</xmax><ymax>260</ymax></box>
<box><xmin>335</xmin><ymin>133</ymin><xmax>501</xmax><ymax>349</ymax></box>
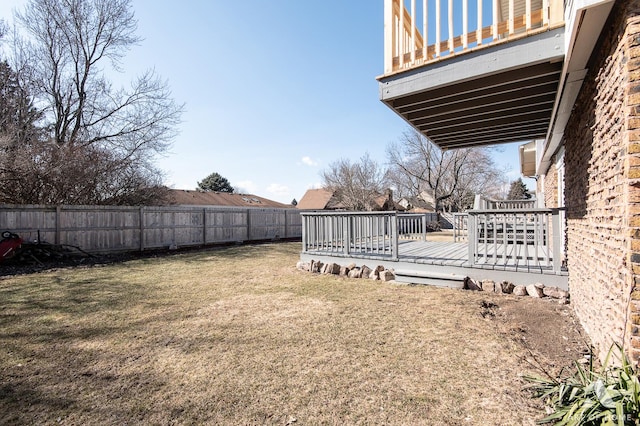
<box><xmin>339</xmin><ymin>266</ymin><xmax>350</xmax><ymax>276</ymax></box>
<box><xmin>464</xmin><ymin>277</ymin><xmax>482</xmax><ymax>291</ymax></box>
<box><xmin>543</xmin><ymin>286</ymin><xmax>569</xmax><ymax>299</ymax></box>
<box><xmin>324</xmin><ymin>263</ymin><xmax>340</xmax><ymax>275</ymax></box>
<box><xmin>500</xmin><ymin>281</ymin><xmax>515</xmax><ymax>294</ymax></box>
<box><xmin>310</xmin><ymin>260</ymin><xmax>323</xmax><ymax>273</ymax></box>
<box><xmin>526</xmin><ymin>283</ymin><xmax>545</xmax><ymax>298</ymax></box>
<box><xmin>513</xmin><ymin>285</ymin><xmax>528</xmax><ymax>296</ymax></box>
<box><xmin>481</xmin><ymin>280</ymin><xmax>495</xmax><ymax>292</ymax></box>
<box><xmin>361</xmin><ymin>265</ymin><xmax>372</xmax><ymax>279</ymax></box>
<box><xmin>296</xmin><ymin>261</ymin><xmax>310</xmax><ymax>271</ymax></box>
<box><xmin>348</xmin><ymin>267</ymin><xmax>362</xmax><ymax>279</ymax></box>
<box><xmin>380</xmin><ymin>270</ymin><xmax>395</xmax><ymax>281</ymax></box>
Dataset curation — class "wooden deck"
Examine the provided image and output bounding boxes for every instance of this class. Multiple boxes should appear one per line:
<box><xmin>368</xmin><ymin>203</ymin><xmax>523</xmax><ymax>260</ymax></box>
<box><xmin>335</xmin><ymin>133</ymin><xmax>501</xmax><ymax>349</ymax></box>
<box><xmin>300</xmin><ymin>239</ymin><xmax>568</xmax><ymax>290</ymax></box>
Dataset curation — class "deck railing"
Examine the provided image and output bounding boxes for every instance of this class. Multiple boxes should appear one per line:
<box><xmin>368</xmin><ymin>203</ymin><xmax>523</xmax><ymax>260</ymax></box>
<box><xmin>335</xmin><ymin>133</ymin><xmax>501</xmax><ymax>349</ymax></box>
<box><xmin>301</xmin><ymin>208</ymin><xmax>564</xmax><ymax>273</ymax></box>
<box><xmin>383</xmin><ymin>0</ymin><xmax>564</xmax><ymax>75</ymax></box>
<box><xmin>467</xmin><ymin>208</ymin><xmax>563</xmax><ymax>271</ymax></box>
<box><xmin>453</xmin><ymin>212</ymin><xmax>469</xmax><ymax>242</ymax></box>
<box><xmin>398</xmin><ymin>212</ymin><xmax>439</xmax><ymax>241</ymax></box>
<box><xmin>473</xmin><ymin>195</ymin><xmax>537</xmax><ymax>210</ymax></box>
<box><xmin>301</xmin><ymin>211</ymin><xmax>400</xmax><ymax>260</ymax></box>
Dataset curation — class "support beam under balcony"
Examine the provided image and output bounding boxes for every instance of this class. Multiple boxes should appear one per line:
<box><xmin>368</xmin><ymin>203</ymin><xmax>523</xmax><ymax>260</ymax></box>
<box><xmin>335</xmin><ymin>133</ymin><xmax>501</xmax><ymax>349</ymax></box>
<box><xmin>378</xmin><ymin>26</ymin><xmax>565</xmax><ymax>149</ymax></box>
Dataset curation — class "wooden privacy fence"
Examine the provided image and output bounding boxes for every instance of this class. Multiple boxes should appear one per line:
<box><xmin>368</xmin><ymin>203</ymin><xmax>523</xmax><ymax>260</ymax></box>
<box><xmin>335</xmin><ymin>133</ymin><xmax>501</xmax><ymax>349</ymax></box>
<box><xmin>0</xmin><ymin>204</ymin><xmax>302</xmax><ymax>254</ymax></box>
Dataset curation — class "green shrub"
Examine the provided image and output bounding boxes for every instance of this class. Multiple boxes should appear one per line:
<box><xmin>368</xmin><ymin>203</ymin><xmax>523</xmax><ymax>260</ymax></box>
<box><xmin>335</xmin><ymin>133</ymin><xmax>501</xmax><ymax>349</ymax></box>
<box><xmin>525</xmin><ymin>344</ymin><xmax>640</xmax><ymax>425</ymax></box>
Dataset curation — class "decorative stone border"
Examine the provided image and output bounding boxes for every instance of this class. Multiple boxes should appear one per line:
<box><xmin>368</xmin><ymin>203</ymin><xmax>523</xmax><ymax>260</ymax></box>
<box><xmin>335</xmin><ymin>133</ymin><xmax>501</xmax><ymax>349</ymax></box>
<box><xmin>296</xmin><ymin>260</ymin><xmax>395</xmax><ymax>281</ymax></box>
<box><xmin>296</xmin><ymin>260</ymin><xmax>569</xmax><ymax>304</ymax></box>
<box><xmin>463</xmin><ymin>277</ymin><xmax>569</xmax><ymax>304</ymax></box>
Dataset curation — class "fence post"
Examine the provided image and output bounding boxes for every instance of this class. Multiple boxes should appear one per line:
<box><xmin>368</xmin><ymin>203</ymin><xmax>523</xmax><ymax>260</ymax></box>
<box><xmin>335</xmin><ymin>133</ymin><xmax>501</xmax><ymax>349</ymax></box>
<box><xmin>55</xmin><ymin>205</ymin><xmax>61</xmax><ymax>245</ymax></box>
<box><xmin>284</xmin><ymin>209</ymin><xmax>288</xmax><ymax>239</ymax></box>
<box><xmin>202</xmin><ymin>208</ymin><xmax>207</xmax><ymax>245</ymax></box>
<box><xmin>139</xmin><ymin>206</ymin><xmax>145</xmax><ymax>251</ymax></box>
<box><xmin>422</xmin><ymin>213</ymin><xmax>427</xmax><ymax>241</ymax></box>
<box><xmin>246</xmin><ymin>209</ymin><xmax>251</xmax><ymax>242</ymax></box>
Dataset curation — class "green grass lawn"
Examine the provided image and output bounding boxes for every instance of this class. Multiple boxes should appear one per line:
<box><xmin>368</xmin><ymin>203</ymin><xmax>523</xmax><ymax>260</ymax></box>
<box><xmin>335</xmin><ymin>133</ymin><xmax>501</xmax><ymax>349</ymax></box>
<box><xmin>0</xmin><ymin>242</ymin><xmax>582</xmax><ymax>425</ymax></box>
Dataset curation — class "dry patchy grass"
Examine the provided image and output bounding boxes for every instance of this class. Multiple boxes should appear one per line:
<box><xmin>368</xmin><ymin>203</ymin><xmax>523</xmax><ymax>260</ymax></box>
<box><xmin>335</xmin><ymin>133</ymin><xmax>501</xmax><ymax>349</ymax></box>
<box><xmin>0</xmin><ymin>242</ymin><xmax>585</xmax><ymax>425</ymax></box>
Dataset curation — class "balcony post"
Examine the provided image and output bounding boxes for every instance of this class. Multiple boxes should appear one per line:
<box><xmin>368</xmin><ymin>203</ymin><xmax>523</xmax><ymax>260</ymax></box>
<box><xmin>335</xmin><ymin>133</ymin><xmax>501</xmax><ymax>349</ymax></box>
<box><xmin>435</xmin><ymin>0</ymin><xmax>441</xmax><ymax>56</ymax></box>
<box><xmin>423</xmin><ymin>0</ymin><xmax>428</xmax><ymax>59</ymax></box>
<box><xmin>384</xmin><ymin>0</ymin><xmax>394</xmax><ymax>75</ymax></box>
<box><xmin>476</xmin><ymin>0</ymin><xmax>482</xmax><ymax>46</ymax></box>
<box><xmin>463</xmin><ymin>0</ymin><xmax>469</xmax><ymax>49</ymax></box>
<box><xmin>411</xmin><ymin>0</ymin><xmax>416</xmax><ymax>63</ymax></box>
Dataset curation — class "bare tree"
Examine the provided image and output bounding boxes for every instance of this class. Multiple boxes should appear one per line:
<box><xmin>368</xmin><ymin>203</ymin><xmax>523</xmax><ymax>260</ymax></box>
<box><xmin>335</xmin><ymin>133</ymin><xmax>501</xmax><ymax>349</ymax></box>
<box><xmin>386</xmin><ymin>129</ymin><xmax>507</xmax><ymax>211</ymax></box>
<box><xmin>320</xmin><ymin>153</ymin><xmax>388</xmax><ymax>211</ymax></box>
<box><xmin>1</xmin><ymin>0</ymin><xmax>182</xmax><ymax>205</ymax></box>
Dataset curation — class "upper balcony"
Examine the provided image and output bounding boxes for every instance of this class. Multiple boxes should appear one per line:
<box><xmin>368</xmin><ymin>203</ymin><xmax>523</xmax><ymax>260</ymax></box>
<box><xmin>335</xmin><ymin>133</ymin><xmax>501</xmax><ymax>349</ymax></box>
<box><xmin>378</xmin><ymin>0</ymin><xmax>565</xmax><ymax>150</ymax></box>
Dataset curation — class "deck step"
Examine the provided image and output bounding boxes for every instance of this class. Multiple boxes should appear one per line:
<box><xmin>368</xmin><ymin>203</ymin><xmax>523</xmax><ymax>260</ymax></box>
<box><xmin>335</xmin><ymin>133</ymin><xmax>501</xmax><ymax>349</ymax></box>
<box><xmin>393</xmin><ymin>269</ymin><xmax>466</xmax><ymax>289</ymax></box>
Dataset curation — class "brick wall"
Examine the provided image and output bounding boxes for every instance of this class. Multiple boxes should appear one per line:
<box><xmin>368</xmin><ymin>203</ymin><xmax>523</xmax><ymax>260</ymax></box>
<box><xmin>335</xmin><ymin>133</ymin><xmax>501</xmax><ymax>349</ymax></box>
<box><xmin>561</xmin><ymin>0</ymin><xmax>640</xmax><ymax>362</ymax></box>
<box><xmin>544</xmin><ymin>160</ymin><xmax>559</xmax><ymax>208</ymax></box>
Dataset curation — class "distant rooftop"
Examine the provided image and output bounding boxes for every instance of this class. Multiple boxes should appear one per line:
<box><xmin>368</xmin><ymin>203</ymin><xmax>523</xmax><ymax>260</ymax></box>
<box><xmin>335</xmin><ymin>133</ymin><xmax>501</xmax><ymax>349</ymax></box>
<box><xmin>167</xmin><ymin>189</ymin><xmax>293</xmax><ymax>209</ymax></box>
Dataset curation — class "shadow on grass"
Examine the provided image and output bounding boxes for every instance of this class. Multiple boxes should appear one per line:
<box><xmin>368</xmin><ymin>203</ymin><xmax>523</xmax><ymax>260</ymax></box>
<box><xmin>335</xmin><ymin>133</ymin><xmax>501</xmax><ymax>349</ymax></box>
<box><xmin>0</xmin><ymin>267</ymin><xmax>168</xmax><ymax>423</ymax></box>
<box><xmin>0</xmin><ymin>241</ymin><xmax>303</xmax><ymax>423</ymax></box>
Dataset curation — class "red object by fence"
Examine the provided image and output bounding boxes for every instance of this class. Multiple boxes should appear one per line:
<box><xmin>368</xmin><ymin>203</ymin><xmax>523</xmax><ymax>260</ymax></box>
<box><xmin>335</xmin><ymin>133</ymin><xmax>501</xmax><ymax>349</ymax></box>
<box><xmin>0</xmin><ymin>232</ymin><xmax>23</xmax><ymax>262</ymax></box>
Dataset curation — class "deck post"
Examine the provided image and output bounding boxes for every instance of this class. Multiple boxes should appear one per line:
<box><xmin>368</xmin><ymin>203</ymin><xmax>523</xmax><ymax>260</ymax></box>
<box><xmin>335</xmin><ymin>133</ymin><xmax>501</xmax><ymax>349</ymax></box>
<box><xmin>467</xmin><ymin>212</ymin><xmax>476</xmax><ymax>266</ymax></box>
<box><xmin>301</xmin><ymin>213</ymin><xmax>308</xmax><ymax>253</ymax></box>
<box><xmin>422</xmin><ymin>213</ymin><xmax>427</xmax><ymax>241</ymax></box>
<box><xmin>391</xmin><ymin>212</ymin><xmax>399</xmax><ymax>261</ymax></box>
<box><xmin>551</xmin><ymin>208</ymin><xmax>562</xmax><ymax>272</ymax></box>
<box><xmin>343</xmin><ymin>214</ymin><xmax>351</xmax><ymax>256</ymax></box>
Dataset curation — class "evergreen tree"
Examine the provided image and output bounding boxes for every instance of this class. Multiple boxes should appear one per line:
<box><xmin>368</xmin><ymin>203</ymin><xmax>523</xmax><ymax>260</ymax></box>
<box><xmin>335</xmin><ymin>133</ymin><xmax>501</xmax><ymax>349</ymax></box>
<box><xmin>197</xmin><ymin>172</ymin><xmax>234</xmax><ymax>193</ymax></box>
<box><xmin>507</xmin><ymin>178</ymin><xmax>531</xmax><ymax>200</ymax></box>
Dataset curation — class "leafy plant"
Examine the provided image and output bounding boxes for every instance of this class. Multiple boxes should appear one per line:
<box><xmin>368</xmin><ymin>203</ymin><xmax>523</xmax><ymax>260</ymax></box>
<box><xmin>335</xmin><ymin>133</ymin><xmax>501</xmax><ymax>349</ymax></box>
<box><xmin>525</xmin><ymin>344</ymin><xmax>640</xmax><ymax>425</ymax></box>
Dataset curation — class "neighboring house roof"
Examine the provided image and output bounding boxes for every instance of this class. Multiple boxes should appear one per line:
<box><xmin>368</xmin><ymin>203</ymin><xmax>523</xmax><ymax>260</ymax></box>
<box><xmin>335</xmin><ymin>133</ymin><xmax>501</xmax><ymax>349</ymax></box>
<box><xmin>297</xmin><ymin>188</ymin><xmax>405</xmax><ymax>211</ymax></box>
<box><xmin>372</xmin><ymin>192</ymin><xmax>406</xmax><ymax>211</ymax></box>
<box><xmin>296</xmin><ymin>188</ymin><xmax>342</xmax><ymax>210</ymax></box>
<box><xmin>167</xmin><ymin>189</ymin><xmax>292</xmax><ymax>209</ymax></box>
<box><xmin>398</xmin><ymin>193</ymin><xmax>435</xmax><ymax>212</ymax></box>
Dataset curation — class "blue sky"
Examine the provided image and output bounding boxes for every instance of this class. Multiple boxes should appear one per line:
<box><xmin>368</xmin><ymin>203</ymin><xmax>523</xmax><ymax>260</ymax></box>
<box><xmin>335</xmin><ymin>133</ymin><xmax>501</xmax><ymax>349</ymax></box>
<box><xmin>0</xmin><ymin>0</ymin><xmax>530</xmax><ymax>204</ymax></box>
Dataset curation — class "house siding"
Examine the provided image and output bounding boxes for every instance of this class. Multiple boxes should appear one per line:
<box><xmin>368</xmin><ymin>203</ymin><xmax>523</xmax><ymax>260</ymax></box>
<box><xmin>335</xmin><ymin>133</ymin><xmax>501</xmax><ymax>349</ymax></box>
<box><xmin>561</xmin><ymin>0</ymin><xmax>640</xmax><ymax>362</ymax></box>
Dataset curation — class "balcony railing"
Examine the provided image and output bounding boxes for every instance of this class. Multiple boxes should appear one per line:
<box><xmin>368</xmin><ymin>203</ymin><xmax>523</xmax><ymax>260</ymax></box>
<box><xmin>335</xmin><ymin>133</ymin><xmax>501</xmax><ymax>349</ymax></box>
<box><xmin>383</xmin><ymin>0</ymin><xmax>564</xmax><ymax>75</ymax></box>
